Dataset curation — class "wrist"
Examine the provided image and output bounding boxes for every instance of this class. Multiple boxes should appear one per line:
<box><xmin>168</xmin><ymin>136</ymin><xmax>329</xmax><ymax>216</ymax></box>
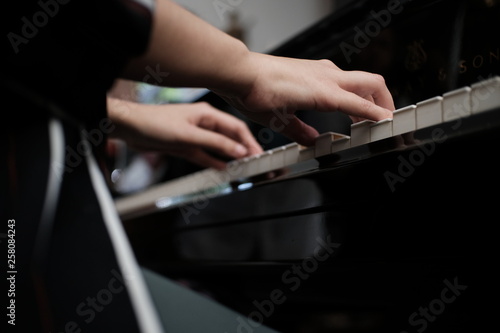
<box><xmin>107</xmin><ymin>97</ymin><xmax>142</xmax><ymax>139</ymax></box>
<box><xmin>208</xmin><ymin>45</ymin><xmax>260</xmax><ymax>99</ymax></box>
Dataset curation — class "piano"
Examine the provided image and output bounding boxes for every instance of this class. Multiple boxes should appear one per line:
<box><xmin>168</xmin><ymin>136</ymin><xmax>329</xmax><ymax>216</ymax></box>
<box><xmin>115</xmin><ymin>0</ymin><xmax>500</xmax><ymax>331</ymax></box>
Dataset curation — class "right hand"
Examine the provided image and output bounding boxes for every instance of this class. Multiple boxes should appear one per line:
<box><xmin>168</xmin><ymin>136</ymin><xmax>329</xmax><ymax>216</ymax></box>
<box><xmin>215</xmin><ymin>53</ymin><xmax>395</xmax><ymax>146</ymax></box>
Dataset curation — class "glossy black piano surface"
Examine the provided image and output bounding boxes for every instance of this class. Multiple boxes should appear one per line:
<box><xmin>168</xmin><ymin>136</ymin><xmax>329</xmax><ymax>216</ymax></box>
<box><xmin>120</xmin><ymin>0</ymin><xmax>500</xmax><ymax>331</ymax></box>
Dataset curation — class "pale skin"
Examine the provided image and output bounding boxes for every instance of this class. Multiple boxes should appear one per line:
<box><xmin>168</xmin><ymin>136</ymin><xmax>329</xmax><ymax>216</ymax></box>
<box><xmin>108</xmin><ymin>98</ymin><xmax>262</xmax><ymax>170</ymax></box>
<box><xmin>108</xmin><ymin>0</ymin><xmax>395</xmax><ymax>168</ymax></box>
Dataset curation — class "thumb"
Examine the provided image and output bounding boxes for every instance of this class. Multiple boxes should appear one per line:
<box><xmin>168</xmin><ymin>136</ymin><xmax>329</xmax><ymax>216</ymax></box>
<box><xmin>251</xmin><ymin>112</ymin><xmax>319</xmax><ymax>146</ymax></box>
<box><xmin>278</xmin><ymin>115</ymin><xmax>320</xmax><ymax>146</ymax></box>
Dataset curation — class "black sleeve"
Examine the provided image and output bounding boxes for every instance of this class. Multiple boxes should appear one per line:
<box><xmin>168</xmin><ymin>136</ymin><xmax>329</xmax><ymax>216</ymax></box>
<box><xmin>1</xmin><ymin>0</ymin><xmax>156</xmax><ymax>123</ymax></box>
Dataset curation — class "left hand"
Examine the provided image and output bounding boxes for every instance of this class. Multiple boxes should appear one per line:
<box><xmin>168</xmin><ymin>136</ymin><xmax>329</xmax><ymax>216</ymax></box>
<box><xmin>107</xmin><ymin>98</ymin><xmax>262</xmax><ymax>169</ymax></box>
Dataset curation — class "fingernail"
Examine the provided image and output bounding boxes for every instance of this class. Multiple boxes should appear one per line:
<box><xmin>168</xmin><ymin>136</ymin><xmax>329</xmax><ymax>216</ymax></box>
<box><xmin>234</xmin><ymin>144</ymin><xmax>248</xmax><ymax>156</ymax></box>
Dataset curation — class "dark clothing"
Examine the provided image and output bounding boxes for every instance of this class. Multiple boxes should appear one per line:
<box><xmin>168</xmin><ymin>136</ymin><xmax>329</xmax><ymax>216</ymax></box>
<box><xmin>2</xmin><ymin>0</ymin><xmax>152</xmax><ymax>124</ymax></box>
<box><xmin>1</xmin><ymin>1</ymin><xmax>155</xmax><ymax>332</ymax></box>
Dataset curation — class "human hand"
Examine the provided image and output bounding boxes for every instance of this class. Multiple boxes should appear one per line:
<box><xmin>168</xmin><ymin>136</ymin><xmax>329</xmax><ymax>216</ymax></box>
<box><xmin>107</xmin><ymin>98</ymin><xmax>262</xmax><ymax>169</ymax></box>
<box><xmin>123</xmin><ymin>1</ymin><xmax>393</xmax><ymax>147</ymax></box>
<box><xmin>214</xmin><ymin>53</ymin><xmax>395</xmax><ymax>146</ymax></box>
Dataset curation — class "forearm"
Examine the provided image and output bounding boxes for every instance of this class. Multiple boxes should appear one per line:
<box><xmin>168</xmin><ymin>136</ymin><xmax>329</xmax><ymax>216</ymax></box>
<box><xmin>123</xmin><ymin>0</ymin><xmax>255</xmax><ymax>96</ymax></box>
<box><xmin>120</xmin><ymin>0</ymin><xmax>394</xmax><ymax>147</ymax></box>
<box><xmin>107</xmin><ymin>97</ymin><xmax>141</xmax><ymax>140</ymax></box>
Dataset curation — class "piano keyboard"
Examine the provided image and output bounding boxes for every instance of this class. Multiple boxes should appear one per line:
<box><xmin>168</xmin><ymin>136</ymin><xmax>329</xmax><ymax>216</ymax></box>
<box><xmin>115</xmin><ymin>77</ymin><xmax>500</xmax><ymax>217</ymax></box>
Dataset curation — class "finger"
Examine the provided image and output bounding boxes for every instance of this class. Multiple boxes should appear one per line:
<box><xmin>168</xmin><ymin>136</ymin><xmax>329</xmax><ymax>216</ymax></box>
<box><xmin>349</xmin><ymin>95</ymin><xmax>375</xmax><ymax>123</ymax></box>
<box><xmin>332</xmin><ymin>90</ymin><xmax>393</xmax><ymax>121</ymax></box>
<box><xmin>186</xmin><ymin>126</ymin><xmax>253</xmax><ymax>160</ymax></box>
<box><xmin>279</xmin><ymin>115</ymin><xmax>320</xmax><ymax>146</ymax></box>
<box><xmin>247</xmin><ymin>111</ymin><xmax>319</xmax><ymax>147</ymax></box>
<box><xmin>197</xmin><ymin>108</ymin><xmax>263</xmax><ymax>155</ymax></box>
<box><xmin>365</xmin><ymin>94</ymin><xmax>375</xmax><ymax>104</ymax></box>
<box><xmin>340</xmin><ymin>71</ymin><xmax>395</xmax><ymax>111</ymax></box>
<box><xmin>372</xmin><ymin>86</ymin><xmax>395</xmax><ymax>113</ymax></box>
<box><xmin>349</xmin><ymin>115</ymin><xmax>364</xmax><ymax>123</ymax></box>
<box><xmin>212</xmin><ymin>116</ymin><xmax>263</xmax><ymax>156</ymax></box>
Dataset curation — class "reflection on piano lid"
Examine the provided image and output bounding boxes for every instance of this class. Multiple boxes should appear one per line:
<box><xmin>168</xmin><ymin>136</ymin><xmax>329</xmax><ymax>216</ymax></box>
<box><xmin>114</xmin><ymin>76</ymin><xmax>500</xmax><ymax>220</ymax></box>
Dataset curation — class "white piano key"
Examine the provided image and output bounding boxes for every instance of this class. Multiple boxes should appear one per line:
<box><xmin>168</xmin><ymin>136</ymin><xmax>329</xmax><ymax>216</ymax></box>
<box><xmin>370</xmin><ymin>118</ymin><xmax>393</xmax><ymax>142</ymax></box>
<box><xmin>131</xmin><ymin>178</ymin><xmax>182</xmax><ymax>210</ymax></box>
<box><xmin>162</xmin><ymin>175</ymin><xmax>194</xmax><ymax>196</ymax></box>
<box><xmin>184</xmin><ymin>171</ymin><xmax>209</xmax><ymax>193</ymax></box>
<box><xmin>242</xmin><ymin>155</ymin><xmax>260</xmax><ymax>178</ymax></box>
<box><xmin>180</xmin><ymin>171</ymin><xmax>201</xmax><ymax>193</ymax></box>
<box><xmin>283</xmin><ymin>143</ymin><xmax>300</xmax><ymax>166</ymax></box>
<box><xmin>196</xmin><ymin>168</ymin><xmax>228</xmax><ymax>189</ymax></box>
<box><xmin>350</xmin><ymin>120</ymin><xmax>374</xmax><ymax>147</ymax></box>
<box><xmin>269</xmin><ymin>146</ymin><xmax>286</xmax><ymax>170</ymax></box>
<box><xmin>416</xmin><ymin>96</ymin><xmax>443</xmax><ymax>129</ymax></box>
<box><xmin>315</xmin><ymin>133</ymin><xmax>333</xmax><ymax>157</ymax></box>
<box><xmin>256</xmin><ymin>150</ymin><xmax>273</xmax><ymax>174</ymax></box>
<box><xmin>226</xmin><ymin>159</ymin><xmax>245</xmax><ymax>181</ymax></box>
<box><xmin>330</xmin><ymin>135</ymin><xmax>350</xmax><ymax>153</ymax></box>
<box><xmin>298</xmin><ymin>146</ymin><xmax>315</xmax><ymax>162</ymax></box>
<box><xmin>443</xmin><ymin>87</ymin><xmax>471</xmax><ymax>122</ymax></box>
<box><xmin>229</xmin><ymin>156</ymin><xmax>250</xmax><ymax>180</ymax></box>
<box><xmin>471</xmin><ymin>76</ymin><xmax>500</xmax><ymax>114</ymax></box>
<box><xmin>315</xmin><ymin>132</ymin><xmax>347</xmax><ymax>157</ymax></box>
<box><xmin>393</xmin><ymin>104</ymin><xmax>416</xmax><ymax>135</ymax></box>
<box><xmin>162</xmin><ymin>176</ymin><xmax>193</xmax><ymax>195</ymax></box>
